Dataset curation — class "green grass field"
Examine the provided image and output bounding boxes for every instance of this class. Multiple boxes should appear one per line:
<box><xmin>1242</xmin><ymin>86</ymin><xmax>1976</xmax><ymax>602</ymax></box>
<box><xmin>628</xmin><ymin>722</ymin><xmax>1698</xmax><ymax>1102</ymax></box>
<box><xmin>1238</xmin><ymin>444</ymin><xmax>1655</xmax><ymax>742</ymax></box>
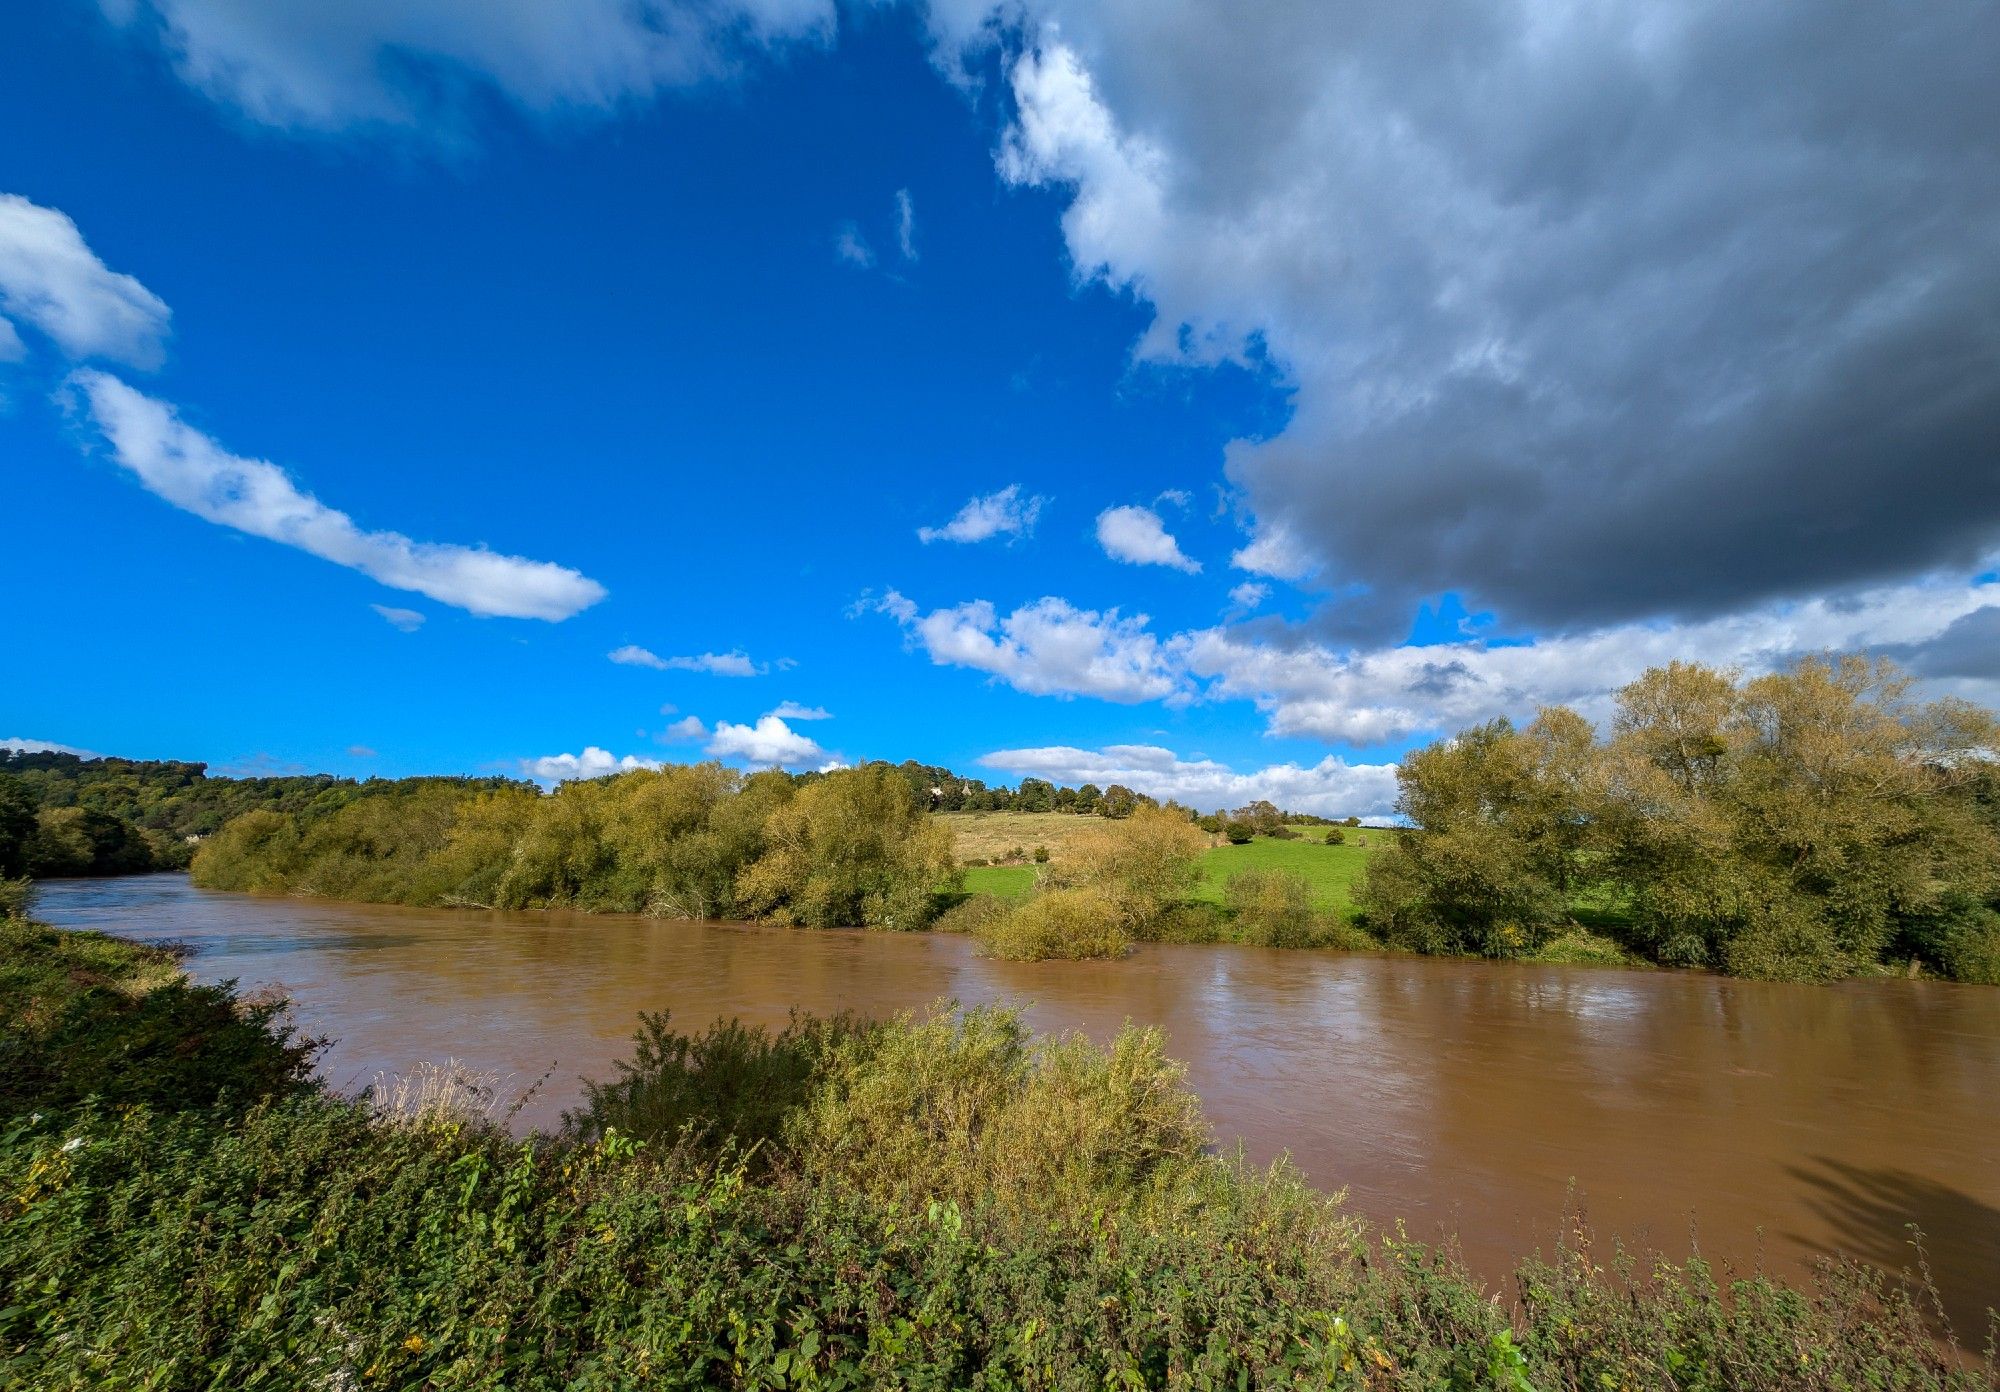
<box><xmin>961</xmin><ymin>863</ymin><xmax>1038</xmax><ymax>899</ymax></box>
<box><xmin>955</xmin><ymin>824</ymin><xmax>1401</xmax><ymax>917</ymax></box>
<box><xmin>1191</xmin><ymin>831</ymin><xmax>1396</xmax><ymax>917</ymax></box>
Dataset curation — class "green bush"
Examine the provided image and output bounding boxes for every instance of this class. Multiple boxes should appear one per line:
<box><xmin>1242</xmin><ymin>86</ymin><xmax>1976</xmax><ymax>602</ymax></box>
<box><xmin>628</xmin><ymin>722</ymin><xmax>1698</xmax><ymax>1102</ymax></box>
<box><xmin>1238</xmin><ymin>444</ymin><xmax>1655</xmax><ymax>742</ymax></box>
<box><xmin>1937</xmin><ymin>912</ymin><xmax>2000</xmax><ymax>985</ymax></box>
<box><xmin>567</xmin><ymin>1009</ymin><xmax>877</xmax><ymax>1163</ymax></box>
<box><xmin>1031</xmin><ymin>844</ymin><xmax>1050</xmax><ymax>863</ymax></box>
<box><xmin>974</xmin><ymin>887</ymin><xmax>1131</xmax><ymax>961</ymax></box>
<box><xmin>1224</xmin><ymin>820</ymin><xmax>1255</xmax><ymax>844</ymax></box>
<box><xmin>0</xmin><ymin>919</ymin><xmax>316</xmax><ymax>1117</ymax></box>
<box><xmin>930</xmin><ymin>891</ymin><xmax>1010</xmax><ymax>936</ymax></box>
<box><xmin>787</xmin><ymin>1004</ymin><xmax>1213</xmax><ymax>1215</ymax></box>
<box><xmin>0</xmin><ymin>877</ymin><xmax>30</xmax><ymax>921</ymax></box>
<box><xmin>1523</xmin><ymin>929</ymin><xmax>1643</xmax><ymax>968</ymax></box>
<box><xmin>1324</xmin><ymin>827</ymin><xmax>1346</xmax><ymax>845</ymax></box>
<box><xmin>0</xmin><ymin>932</ymin><xmax>1985</xmax><ymax>1391</ymax></box>
<box><xmin>1224</xmin><ymin>868</ymin><xmax>1326</xmax><ymax>948</ymax></box>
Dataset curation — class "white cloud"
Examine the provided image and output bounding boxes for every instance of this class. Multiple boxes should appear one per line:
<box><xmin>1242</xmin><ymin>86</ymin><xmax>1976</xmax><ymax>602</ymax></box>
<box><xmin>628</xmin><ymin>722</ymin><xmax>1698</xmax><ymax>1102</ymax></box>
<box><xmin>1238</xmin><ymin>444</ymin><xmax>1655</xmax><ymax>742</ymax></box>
<box><xmin>99</xmin><ymin>0</ymin><xmax>839</xmax><ymax>135</ymax></box>
<box><xmin>1229</xmin><ymin>524</ymin><xmax>1317</xmax><ymax>583</ymax></box>
<box><xmin>1095</xmin><ymin>504</ymin><xmax>1199</xmax><ymax>573</ymax></box>
<box><xmin>661</xmin><ymin>715</ymin><xmax>708</xmax><ymax>741</ymax></box>
<box><xmin>894</xmin><ymin>188</ymin><xmax>917</xmax><ymax>260</ymax></box>
<box><xmin>0</xmin><ymin>316</ymin><xmax>25</xmax><ymax>362</ymax></box>
<box><xmin>1227</xmin><ymin>581</ymin><xmax>1269</xmax><ymax>610</ymax></box>
<box><xmin>670</xmin><ymin>650</ymin><xmax>762</xmax><ymax>677</ymax></box>
<box><xmin>1185</xmin><ymin>568</ymin><xmax>2000</xmax><ymax>745</ymax></box>
<box><xmin>879</xmin><ymin>590</ymin><xmax>1185</xmax><ymax>704</ymax></box>
<box><xmin>371</xmin><ymin>604</ymin><xmax>424</xmax><ymax>632</ymax></box>
<box><xmin>917</xmin><ymin>484</ymin><xmax>1046</xmax><ymax>544</ymax></box>
<box><xmin>0</xmin><ymin>193</ymin><xmax>171</xmax><ymax>368</ymax></box>
<box><xmin>520</xmin><ymin>746</ymin><xmax>662</xmax><ymax>783</ymax></box>
<box><xmin>834</xmin><ymin>222</ymin><xmax>874</xmax><ymax>267</ymax></box>
<box><xmin>0</xmin><ymin>737</ymin><xmax>98</xmax><ymax>758</ymax></box>
<box><xmin>767</xmin><ymin>700</ymin><xmax>831</xmax><ymax>720</ymax></box>
<box><xmin>72</xmin><ymin>370</ymin><xmax>606</xmax><ymax>621</ymax></box>
<box><xmin>705</xmin><ymin>714</ymin><xmax>825</xmax><ymax>766</ymax></box>
<box><xmin>346</xmin><ymin>744</ymin><xmax>377</xmax><ymax>757</ymax></box>
<box><xmin>979</xmin><ymin>743</ymin><xmax>1400</xmax><ymax>819</ymax></box>
<box><xmin>884</xmin><ymin>562</ymin><xmax>2000</xmax><ymax>748</ymax></box>
<box><xmin>615</xmin><ymin>645</ymin><xmax>763</xmax><ymax>676</ymax></box>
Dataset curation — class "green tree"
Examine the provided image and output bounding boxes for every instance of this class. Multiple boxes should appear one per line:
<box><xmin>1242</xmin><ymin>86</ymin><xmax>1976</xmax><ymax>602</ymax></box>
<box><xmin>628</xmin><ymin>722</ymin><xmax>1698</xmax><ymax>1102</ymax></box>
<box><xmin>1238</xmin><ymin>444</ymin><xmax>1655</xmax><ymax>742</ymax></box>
<box><xmin>736</xmin><ymin>766</ymin><xmax>956</xmax><ymax>929</ymax></box>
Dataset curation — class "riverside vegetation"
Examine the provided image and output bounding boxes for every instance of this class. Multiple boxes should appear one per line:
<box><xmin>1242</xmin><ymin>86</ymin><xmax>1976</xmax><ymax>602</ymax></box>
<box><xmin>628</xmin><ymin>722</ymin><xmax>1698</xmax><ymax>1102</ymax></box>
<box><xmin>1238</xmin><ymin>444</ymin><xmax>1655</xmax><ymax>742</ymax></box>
<box><xmin>2</xmin><ymin>906</ymin><xmax>1991</xmax><ymax>1390</ymax></box>
<box><xmin>88</xmin><ymin>650</ymin><xmax>2000</xmax><ymax>984</ymax></box>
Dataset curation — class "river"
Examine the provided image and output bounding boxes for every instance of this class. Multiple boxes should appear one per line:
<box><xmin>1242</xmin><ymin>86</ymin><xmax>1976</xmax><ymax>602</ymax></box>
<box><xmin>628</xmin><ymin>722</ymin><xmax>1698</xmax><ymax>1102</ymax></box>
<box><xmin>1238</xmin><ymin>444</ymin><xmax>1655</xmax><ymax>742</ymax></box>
<box><xmin>31</xmin><ymin>873</ymin><xmax>2000</xmax><ymax>1330</ymax></box>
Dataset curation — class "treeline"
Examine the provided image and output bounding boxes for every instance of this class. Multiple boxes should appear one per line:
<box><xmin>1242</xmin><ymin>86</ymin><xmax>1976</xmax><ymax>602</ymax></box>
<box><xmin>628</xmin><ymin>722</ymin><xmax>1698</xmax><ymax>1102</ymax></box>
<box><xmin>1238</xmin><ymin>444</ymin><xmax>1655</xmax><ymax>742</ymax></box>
<box><xmin>193</xmin><ymin>763</ymin><xmax>957</xmax><ymax>929</ymax></box>
<box><xmin>4</xmin><ymin>916</ymin><xmax>1986</xmax><ymax>1389</ymax></box>
<box><xmin>1361</xmin><ymin>656</ymin><xmax>2000</xmax><ymax>983</ymax></box>
<box><xmin>888</xmin><ymin>759</ymin><xmax>1338</xmax><ymax>823</ymax></box>
<box><xmin>0</xmin><ymin>751</ymin><xmax>357</xmax><ymax>878</ymax></box>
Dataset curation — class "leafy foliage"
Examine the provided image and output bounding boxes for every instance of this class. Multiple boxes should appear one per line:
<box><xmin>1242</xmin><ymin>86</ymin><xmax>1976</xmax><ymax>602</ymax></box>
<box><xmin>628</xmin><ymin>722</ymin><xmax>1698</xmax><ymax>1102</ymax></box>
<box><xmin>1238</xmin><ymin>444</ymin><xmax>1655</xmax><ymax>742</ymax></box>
<box><xmin>1362</xmin><ymin>656</ymin><xmax>2000</xmax><ymax>981</ymax></box>
<box><xmin>0</xmin><ymin>939</ymin><xmax>1987</xmax><ymax>1390</ymax></box>
<box><xmin>196</xmin><ymin>763</ymin><xmax>959</xmax><ymax>930</ymax></box>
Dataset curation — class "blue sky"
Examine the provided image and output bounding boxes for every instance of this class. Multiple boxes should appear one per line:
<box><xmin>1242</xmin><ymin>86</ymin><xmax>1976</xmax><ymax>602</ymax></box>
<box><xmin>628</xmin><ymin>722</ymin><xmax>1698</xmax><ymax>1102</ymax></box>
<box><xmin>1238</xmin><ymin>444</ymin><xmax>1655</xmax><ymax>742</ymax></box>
<box><xmin>3</xmin><ymin>1</ymin><xmax>1996</xmax><ymax>816</ymax></box>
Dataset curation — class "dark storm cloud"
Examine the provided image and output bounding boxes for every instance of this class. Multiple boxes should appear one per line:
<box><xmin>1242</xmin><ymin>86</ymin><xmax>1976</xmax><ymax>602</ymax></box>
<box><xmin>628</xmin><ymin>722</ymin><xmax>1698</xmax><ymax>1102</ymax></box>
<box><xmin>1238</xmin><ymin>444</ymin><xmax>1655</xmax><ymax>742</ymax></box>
<box><xmin>1006</xmin><ymin>1</ymin><xmax>2000</xmax><ymax>638</ymax></box>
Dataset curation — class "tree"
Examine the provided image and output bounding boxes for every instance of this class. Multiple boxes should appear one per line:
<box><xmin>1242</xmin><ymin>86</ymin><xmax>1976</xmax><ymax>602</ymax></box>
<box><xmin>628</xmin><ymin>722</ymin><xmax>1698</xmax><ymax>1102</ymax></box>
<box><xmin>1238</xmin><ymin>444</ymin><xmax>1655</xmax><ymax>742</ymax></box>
<box><xmin>1101</xmin><ymin>784</ymin><xmax>1139</xmax><ymax>819</ymax></box>
<box><xmin>736</xmin><ymin>766</ymin><xmax>957</xmax><ymax>929</ymax></box>
<box><xmin>1232</xmin><ymin>800</ymin><xmax>1284</xmax><ymax>836</ymax></box>
<box><xmin>1016</xmin><ymin>778</ymin><xmax>1057</xmax><ymax>813</ymax></box>
<box><xmin>0</xmin><ymin>774</ymin><xmax>35</xmax><ymax>879</ymax></box>
<box><xmin>1356</xmin><ymin>713</ymin><xmax>1598</xmax><ymax>957</ymax></box>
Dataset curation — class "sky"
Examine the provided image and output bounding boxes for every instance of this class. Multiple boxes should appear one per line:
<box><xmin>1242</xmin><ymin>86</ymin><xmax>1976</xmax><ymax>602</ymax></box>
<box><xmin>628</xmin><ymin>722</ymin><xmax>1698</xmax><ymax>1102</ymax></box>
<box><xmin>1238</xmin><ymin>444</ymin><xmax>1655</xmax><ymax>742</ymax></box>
<box><xmin>2</xmin><ymin>0</ymin><xmax>1996</xmax><ymax>818</ymax></box>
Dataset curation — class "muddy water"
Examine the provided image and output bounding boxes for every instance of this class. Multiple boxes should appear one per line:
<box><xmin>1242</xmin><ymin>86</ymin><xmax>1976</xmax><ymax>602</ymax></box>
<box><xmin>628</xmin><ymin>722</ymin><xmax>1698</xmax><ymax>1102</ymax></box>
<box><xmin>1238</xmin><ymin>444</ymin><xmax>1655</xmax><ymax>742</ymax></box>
<box><xmin>32</xmin><ymin>874</ymin><xmax>2000</xmax><ymax>1328</ymax></box>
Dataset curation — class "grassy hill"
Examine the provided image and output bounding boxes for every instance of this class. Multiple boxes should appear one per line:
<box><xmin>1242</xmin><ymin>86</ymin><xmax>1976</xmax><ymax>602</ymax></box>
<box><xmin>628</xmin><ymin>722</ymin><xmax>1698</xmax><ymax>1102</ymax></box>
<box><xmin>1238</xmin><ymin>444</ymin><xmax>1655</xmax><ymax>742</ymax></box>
<box><xmin>945</xmin><ymin>812</ymin><xmax>1401</xmax><ymax>921</ymax></box>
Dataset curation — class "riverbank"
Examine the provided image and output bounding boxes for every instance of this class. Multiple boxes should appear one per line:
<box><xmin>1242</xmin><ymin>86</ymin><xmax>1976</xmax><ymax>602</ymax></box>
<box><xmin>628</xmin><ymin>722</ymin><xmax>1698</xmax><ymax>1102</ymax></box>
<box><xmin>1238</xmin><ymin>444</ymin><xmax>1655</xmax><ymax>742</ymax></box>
<box><xmin>3</xmin><ymin>914</ymin><xmax>1990</xmax><ymax>1390</ymax></box>
<box><xmin>26</xmin><ymin>873</ymin><xmax>2000</xmax><ymax>1345</ymax></box>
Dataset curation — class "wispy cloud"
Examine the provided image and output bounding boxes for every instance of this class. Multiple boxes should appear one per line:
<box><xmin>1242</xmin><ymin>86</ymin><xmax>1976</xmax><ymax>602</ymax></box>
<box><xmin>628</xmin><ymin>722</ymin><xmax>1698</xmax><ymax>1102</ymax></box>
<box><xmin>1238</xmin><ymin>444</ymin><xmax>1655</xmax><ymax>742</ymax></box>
<box><xmin>371</xmin><ymin>604</ymin><xmax>425</xmax><ymax>632</ymax></box>
<box><xmin>612</xmin><ymin>645</ymin><xmax>763</xmax><ymax>676</ymax></box>
<box><xmin>71</xmin><ymin>370</ymin><xmax>606</xmax><ymax>621</ymax></box>
<box><xmin>766</xmin><ymin>700</ymin><xmax>831</xmax><ymax>720</ymax></box>
<box><xmin>894</xmin><ymin>188</ymin><xmax>917</xmax><ymax>260</ymax></box>
<box><xmin>917</xmin><ymin>484</ymin><xmax>1046</xmax><ymax>545</ymax></box>
<box><xmin>0</xmin><ymin>194</ymin><xmax>170</xmax><ymax>368</ymax></box>
<box><xmin>834</xmin><ymin>222</ymin><xmax>873</xmax><ymax>268</ymax></box>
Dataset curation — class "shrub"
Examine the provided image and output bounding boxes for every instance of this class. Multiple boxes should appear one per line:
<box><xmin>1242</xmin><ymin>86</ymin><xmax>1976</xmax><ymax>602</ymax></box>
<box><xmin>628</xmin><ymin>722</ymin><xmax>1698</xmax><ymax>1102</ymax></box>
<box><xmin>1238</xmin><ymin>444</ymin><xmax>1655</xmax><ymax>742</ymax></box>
<box><xmin>0</xmin><ymin>877</ymin><xmax>30</xmax><ymax>921</ymax></box>
<box><xmin>0</xmin><ymin>918</ymin><xmax>316</xmax><ymax>1117</ymax></box>
<box><xmin>1268</xmin><ymin>825</ymin><xmax>1299</xmax><ymax>840</ymax></box>
<box><xmin>1224</xmin><ymin>820</ymin><xmax>1255</xmax><ymax>845</ymax></box>
<box><xmin>568</xmin><ymin>1009</ymin><xmax>878</xmax><ymax>1163</ymax></box>
<box><xmin>974</xmin><ymin>887</ymin><xmax>1130</xmax><ymax>961</ymax></box>
<box><xmin>1038</xmin><ymin>805</ymin><xmax>1209</xmax><ymax>935</ymax></box>
<box><xmin>788</xmin><ymin>1004</ymin><xmax>1212</xmax><ymax>1214</ymax></box>
<box><xmin>1324</xmin><ymin>828</ymin><xmax>1346</xmax><ymax>845</ymax></box>
<box><xmin>929</xmin><ymin>892</ymin><xmax>1009</xmax><ymax>936</ymax></box>
<box><xmin>1523</xmin><ymin>929</ymin><xmax>1642</xmax><ymax>968</ymax></box>
<box><xmin>1937</xmin><ymin>911</ymin><xmax>2000</xmax><ymax>985</ymax></box>
<box><xmin>1224</xmin><ymin>868</ymin><xmax>1326</xmax><ymax>948</ymax></box>
<box><xmin>1031</xmin><ymin>844</ymin><xmax>1050</xmax><ymax>863</ymax></box>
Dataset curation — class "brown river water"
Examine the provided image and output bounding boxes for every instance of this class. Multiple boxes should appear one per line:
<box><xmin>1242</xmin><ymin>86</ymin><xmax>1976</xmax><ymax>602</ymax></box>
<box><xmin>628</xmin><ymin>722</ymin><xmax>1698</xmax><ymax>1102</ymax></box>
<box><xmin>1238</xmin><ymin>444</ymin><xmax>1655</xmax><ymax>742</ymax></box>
<box><xmin>31</xmin><ymin>874</ymin><xmax>2000</xmax><ymax>1331</ymax></box>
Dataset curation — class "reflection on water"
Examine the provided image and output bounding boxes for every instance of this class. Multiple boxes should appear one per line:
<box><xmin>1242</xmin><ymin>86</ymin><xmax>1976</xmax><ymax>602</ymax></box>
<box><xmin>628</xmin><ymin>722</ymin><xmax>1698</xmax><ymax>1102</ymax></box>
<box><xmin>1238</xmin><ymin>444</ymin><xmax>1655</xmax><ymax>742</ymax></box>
<box><xmin>32</xmin><ymin>874</ymin><xmax>2000</xmax><ymax>1328</ymax></box>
